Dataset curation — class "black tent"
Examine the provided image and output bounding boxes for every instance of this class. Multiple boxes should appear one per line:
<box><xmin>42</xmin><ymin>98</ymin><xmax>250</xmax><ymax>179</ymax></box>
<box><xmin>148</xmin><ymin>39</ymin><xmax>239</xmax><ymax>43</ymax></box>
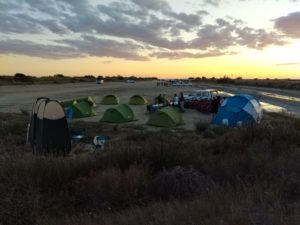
<box><xmin>29</xmin><ymin>98</ymin><xmax>71</xmax><ymax>156</ymax></box>
<box><xmin>29</xmin><ymin>97</ymin><xmax>49</xmax><ymax>151</ymax></box>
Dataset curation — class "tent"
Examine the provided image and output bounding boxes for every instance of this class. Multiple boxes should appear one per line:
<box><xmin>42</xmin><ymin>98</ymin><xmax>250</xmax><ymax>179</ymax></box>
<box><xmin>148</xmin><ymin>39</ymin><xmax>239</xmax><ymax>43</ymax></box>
<box><xmin>69</xmin><ymin>101</ymin><xmax>97</xmax><ymax>118</ymax></box>
<box><xmin>60</xmin><ymin>96</ymin><xmax>96</xmax><ymax>108</ymax></box>
<box><xmin>100</xmin><ymin>104</ymin><xmax>137</xmax><ymax>123</ymax></box>
<box><xmin>211</xmin><ymin>95</ymin><xmax>262</xmax><ymax>127</ymax></box>
<box><xmin>60</xmin><ymin>98</ymin><xmax>96</xmax><ymax>119</ymax></box>
<box><xmin>129</xmin><ymin>95</ymin><xmax>148</xmax><ymax>105</ymax></box>
<box><xmin>77</xmin><ymin>96</ymin><xmax>96</xmax><ymax>107</ymax></box>
<box><xmin>60</xmin><ymin>99</ymin><xmax>75</xmax><ymax>108</ymax></box>
<box><xmin>30</xmin><ymin>98</ymin><xmax>71</xmax><ymax>155</ymax></box>
<box><xmin>147</xmin><ymin>106</ymin><xmax>184</xmax><ymax>128</ymax></box>
<box><xmin>29</xmin><ymin>97</ymin><xmax>49</xmax><ymax>148</ymax></box>
<box><xmin>101</xmin><ymin>95</ymin><xmax>119</xmax><ymax>105</ymax></box>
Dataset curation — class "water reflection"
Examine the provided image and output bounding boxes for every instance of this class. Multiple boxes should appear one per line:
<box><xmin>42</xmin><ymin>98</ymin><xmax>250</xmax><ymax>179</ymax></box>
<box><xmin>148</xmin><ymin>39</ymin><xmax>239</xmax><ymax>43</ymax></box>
<box><xmin>258</xmin><ymin>91</ymin><xmax>300</xmax><ymax>103</ymax></box>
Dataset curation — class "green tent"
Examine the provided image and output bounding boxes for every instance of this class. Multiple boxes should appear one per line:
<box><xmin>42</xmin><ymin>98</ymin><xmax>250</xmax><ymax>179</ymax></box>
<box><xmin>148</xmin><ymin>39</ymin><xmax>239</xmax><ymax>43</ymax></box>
<box><xmin>147</xmin><ymin>106</ymin><xmax>184</xmax><ymax>128</ymax></box>
<box><xmin>71</xmin><ymin>101</ymin><xmax>97</xmax><ymax>118</ymax></box>
<box><xmin>60</xmin><ymin>96</ymin><xmax>96</xmax><ymax>108</ymax></box>
<box><xmin>77</xmin><ymin>96</ymin><xmax>96</xmax><ymax>107</ymax></box>
<box><xmin>101</xmin><ymin>95</ymin><xmax>119</xmax><ymax>105</ymax></box>
<box><xmin>129</xmin><ymin>95</ymin><xmax>148</xmax><ymax>105</ymax></box>
<box><xmin>60</xmin><ymin>100</ymin><xmax>76</xmax><ymax>108</ymax></box>
<box><xmin>100</xmin><ymin>104</ymin><xmax>137</xmax><ymax>123</ymax></box>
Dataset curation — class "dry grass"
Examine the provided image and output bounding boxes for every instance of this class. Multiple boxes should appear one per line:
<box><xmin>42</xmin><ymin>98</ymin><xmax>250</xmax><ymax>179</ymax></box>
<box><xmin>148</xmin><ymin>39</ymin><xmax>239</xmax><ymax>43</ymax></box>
<box><xmin>0</xmin><ymin>112</ymin><xmax>299</xmax><ymax>225</ymax></box>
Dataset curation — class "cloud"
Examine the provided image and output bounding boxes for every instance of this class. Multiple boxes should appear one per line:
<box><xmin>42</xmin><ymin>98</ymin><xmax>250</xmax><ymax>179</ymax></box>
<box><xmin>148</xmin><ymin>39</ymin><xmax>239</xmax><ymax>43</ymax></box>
<box><xmin>131</xmin><ymin>0</ymin><xmax>172</xmax><ymax>12</ymax></box>
<box><xmin>274</xmin><ymin>11</ymin><xmax>300</xmax><ymax>38</ymax></box>
<box><xmin>0</xmin><ymin>0</ymin><xmax>289</xmax><ymax>61</ymax></box>
<box><xmin>276</xmin><ymin>62</ymin><xmax>300</xmax><ymax>66</ymax></box>
<box><xmin>57</xmin><ymin>35</ymin><xmax>149</xmax><ymax>61</ymax></box>
<box><xmin>203</xmin><ymin>0</ymin><xmax>222</xmax><ymax>7</ymax></box>
<box><xmin>0</xmin><ymin>39</ymin><xmax>80</xmax><ymax>59</ymax></box>
<box><xmin>191</xmin><ymin>18</ymin><xmax>286</xmax><ymax>50</ymax></box>
<box><xmin>102</xmin><ymin>60</ymin><xmax>113</xmax><ymax>64</ymax></box>
<box><xmin>150</xmin><ymin>49</ymin><xmax>231</xmax><ymax>59</ymax></box>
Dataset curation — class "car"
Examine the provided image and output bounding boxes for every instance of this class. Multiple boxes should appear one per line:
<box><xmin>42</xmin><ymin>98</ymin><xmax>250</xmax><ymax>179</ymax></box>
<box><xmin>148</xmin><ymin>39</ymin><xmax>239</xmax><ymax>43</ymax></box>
<box><xmin>96</xmin><ymin>79</ymin><xmax>104</xmax><ymax>84</ymax></box>
<box><xmin>184</xmin><ymin>89</ymin><xmax>220</xmax><ymax>101</ymax></box>
<box><xmin>171</xmin><ymin>80</ymin><xmax>192</xmax><ymax>87</ymax></box>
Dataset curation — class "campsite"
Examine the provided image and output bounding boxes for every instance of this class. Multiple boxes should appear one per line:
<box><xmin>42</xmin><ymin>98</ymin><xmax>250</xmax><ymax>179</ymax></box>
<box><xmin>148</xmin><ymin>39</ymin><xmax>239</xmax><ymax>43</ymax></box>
<box><xmin>0</xmin><ymin>80</ymin><xmax>299</xmax><ymax>225</ymax></box>
<box><xmin>1</xmin><ymin>0</ymin><xmax>300</xmax><ymax>223</ymax></box>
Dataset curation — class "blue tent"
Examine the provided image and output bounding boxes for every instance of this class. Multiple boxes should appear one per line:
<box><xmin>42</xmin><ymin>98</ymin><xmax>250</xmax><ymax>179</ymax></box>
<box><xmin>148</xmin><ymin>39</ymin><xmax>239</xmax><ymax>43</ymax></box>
<box><xmin>211</xmin><ymin>95</ymin><xmax>262</xmax><ymax>126</ymax></box>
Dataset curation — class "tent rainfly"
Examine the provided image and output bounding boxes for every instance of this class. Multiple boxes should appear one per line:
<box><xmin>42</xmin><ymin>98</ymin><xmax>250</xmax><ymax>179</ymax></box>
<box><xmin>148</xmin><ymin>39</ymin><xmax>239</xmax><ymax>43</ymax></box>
<box><xmin>60</xmin><ymin>97</ymin><xmax>97</xmax><ymax>119</ymax></box>
<box><xmin>147</xmin><ymin>106</ymin><xmax>184</xmax><ymax>127</ymax></box>
<box><xmin>101</xmin><ymin>95</ymin><xmax>119</xmax><ymax>105</ymax></box>
<box><xmin>70</xmin><ymin>101</ymin><xmax>97</xmax><ymax>118</ymax></box>
<box><xmin>128</xmin><ymin>95</ymin><xmax>148</xmax><ymax>105</ymax></box>
<box><xmin>29</xmin><ymin>98</ymin><xmax>71</xmax><ymax>155</ymax></box>
<box><xmin>100</xmin><ymin>104</ymin><xmax>137</xmax><ymax>123</ymax></box>
<box><xmin>77</xmin><ymin>96</ymin><xmax>96</xmax><ymax>107</ymax></box>
<box><xmin>60</xmin><ymin>96</ymin><xmax>96</xmax><ymax>108</ymax></box>
<box><xmin>211</xmin><ymin>95</ymin><xmax>262</xmax><ymax>127</ymax></box>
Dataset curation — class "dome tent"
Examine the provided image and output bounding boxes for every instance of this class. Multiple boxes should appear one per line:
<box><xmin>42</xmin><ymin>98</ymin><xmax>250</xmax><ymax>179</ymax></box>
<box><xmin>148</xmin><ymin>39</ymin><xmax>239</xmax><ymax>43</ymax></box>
<box><xmin>77</xmin><ymin>96</ymin><xmax>96</xmax><ymax>107</ymax></box>
<box><xmin>29</xmin><ymin>97</ymin><xmax>49</xmax><ymax>148</ymax></box>
<box><xmin>71</xmin><ymin>101</ymin><xmax>97</xmax><ymax>118</ymax></box>
<box><xmin>211</xmin><ymin>95</ymin><xmax>262</xmax><ymax>127</ymax></box>
<box><xmin>30</xmin><ymin>98</ymin><xmax>71</xmax><ymax>155</ymax></box>
<box><xmin>100</xmin><ymin>104</ymin><xmax>137</xmax><ymax>123</ymax></box>
<box><xmin>101</xmin><ymin>95</ymin><xmax>119</xmax><ymax>105</ymax></box>
<box><xmin>60</xmin><ymin>96</ymin><xmax>96</xmax><ymax>108</ymax></box>
<box><xmin>128</xmin><ymin>95</ymin><xmax>148</xmax><ymax>105</ymax></box>
<box><xmin>60</xmin><ymin>97</ymin><xmax>97</xmax><ymax>119</ymax></box>
<box><xmin>147</xmin><ymin>106</ymin><xmax>184</xmax><ymax>128</ymax></box>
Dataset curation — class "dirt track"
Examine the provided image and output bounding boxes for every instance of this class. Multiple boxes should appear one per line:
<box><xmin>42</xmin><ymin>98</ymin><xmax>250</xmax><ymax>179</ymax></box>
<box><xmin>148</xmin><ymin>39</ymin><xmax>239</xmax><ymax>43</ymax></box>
<box><xmin>0</xmin><ymin>81</ymin><xmax>299</xmax><ymax>130</ymax></box>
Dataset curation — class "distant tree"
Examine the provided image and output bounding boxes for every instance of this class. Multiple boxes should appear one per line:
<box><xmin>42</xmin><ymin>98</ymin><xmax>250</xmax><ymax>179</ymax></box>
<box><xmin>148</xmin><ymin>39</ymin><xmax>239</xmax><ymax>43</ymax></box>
<box><xmin>236</xmin><ymin>76</ymin><xmax>242</xmax><ymax>80</ymax></box>
<box><xmin>14</xmin><ymin>73</ymin><xmax>33</xmax><ymax>82</ymax></box>
<box><xmin>14</xmin><ymin>73</ymin><xmax>27</xmax><ymax>79</ymax></box>
<box><xmin>84</xmin><ymin>75</ymin><xmax>95</xmax><ymax>79</ymax></box>
<box><xmin>201</xmin><ymin>76</ymin><xmax>207</xmax><ymax>80</ymax></box>
<box><xmin>129</xmin><ymin>76</ymin><xmax>137</xmax><ymax>80</ymax></box>
<box><xmin>54</xmin><ymin>74</ymin><xmax>65</xmax><ymax>78</ymax></box>
<box><xmin>217</xmin><ymin>76</ymin><xmax>234</xmax><ymax>84</ymax></box>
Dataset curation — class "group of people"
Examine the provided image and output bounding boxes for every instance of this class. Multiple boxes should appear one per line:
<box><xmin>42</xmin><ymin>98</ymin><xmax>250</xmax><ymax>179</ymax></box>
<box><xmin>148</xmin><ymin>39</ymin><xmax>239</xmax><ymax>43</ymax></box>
<box><xmin>154</xmin><ymin>93</ymin><xmax>224</xmax><ymax>115</ymax></box>
<box><xmin>155</xmin><ymin>92</ymin><xmax>185</xmax><ymax>112</ymax></box>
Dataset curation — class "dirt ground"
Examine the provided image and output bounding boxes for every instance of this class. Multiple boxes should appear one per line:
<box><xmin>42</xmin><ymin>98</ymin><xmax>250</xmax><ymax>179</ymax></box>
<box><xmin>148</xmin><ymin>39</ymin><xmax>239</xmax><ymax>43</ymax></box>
<box><xmin>0</xmin><ymin>81</ymin><xmax>211</xmax><ymax>130</ymax></box>
<box><xmin>1</xmin><ymin>80</ymin><xmax>299</xmax><ymax>130</ymax></box>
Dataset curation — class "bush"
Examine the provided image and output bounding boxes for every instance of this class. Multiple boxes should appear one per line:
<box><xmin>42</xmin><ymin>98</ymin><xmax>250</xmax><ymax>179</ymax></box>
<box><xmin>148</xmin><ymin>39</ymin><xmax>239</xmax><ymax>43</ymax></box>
<box><xmin>149</xmin><ymin>166</ymin><xmax>214</xmax><ymax>199</ymax></box>
<box><xmin>72</xmin><ymin>165</ymin><xmax>149</xmax><ymax>211</ymax></box>
<box><xmin>195</xmin><ymin>121</ymin><xmax>209</xmax><ymax>133</ymax></box>
<box><xmin>0</xmin><ymin>112</ymin><xmax>299</xmax><ymax>225</ymax></box>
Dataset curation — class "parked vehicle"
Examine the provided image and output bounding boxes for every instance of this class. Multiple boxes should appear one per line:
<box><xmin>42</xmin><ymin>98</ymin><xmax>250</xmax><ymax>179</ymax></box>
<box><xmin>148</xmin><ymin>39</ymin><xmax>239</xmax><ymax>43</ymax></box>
<box><xmin>184</xmin><ymin>89</ymin><xmax>219</xmax><ymax>101</ymax></box>
<box><xmin>96</xmin><ymin>79</ymin><xmax>104</xmax><ymax>84</ymax></box>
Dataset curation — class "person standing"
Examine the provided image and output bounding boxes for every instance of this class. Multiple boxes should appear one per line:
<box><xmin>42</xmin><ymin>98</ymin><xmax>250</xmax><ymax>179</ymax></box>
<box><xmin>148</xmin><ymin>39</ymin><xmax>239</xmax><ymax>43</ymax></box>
<box><xmin>172</xmin><ymin>93</ymin><xmax>179</xmax><ymax>106</ymax></box>
<box><xmin>179</xmin><ymin>92</ymin><xmax>185</xmax><ymax>112</ymax></box>
<box><xmin>211</xmin><ymin>97</ymin><xmax>218</xmax><ymax>118</ymax></box>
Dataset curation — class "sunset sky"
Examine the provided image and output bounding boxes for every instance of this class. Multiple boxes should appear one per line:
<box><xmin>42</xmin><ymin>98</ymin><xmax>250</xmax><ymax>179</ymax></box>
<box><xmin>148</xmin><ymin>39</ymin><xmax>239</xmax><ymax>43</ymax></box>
<box><xmin>1</xmin><ymin>0</ymin><xmax>300</xmax><ymax>79</ymax></box>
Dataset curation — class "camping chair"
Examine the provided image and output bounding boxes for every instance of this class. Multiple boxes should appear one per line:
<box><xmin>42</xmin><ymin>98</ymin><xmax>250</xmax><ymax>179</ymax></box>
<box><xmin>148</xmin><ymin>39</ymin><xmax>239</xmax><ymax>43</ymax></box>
<box><xmin>93</xmin><ymin>135</ymin><xmax>110</xmax><ymax>152</ymax></box>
